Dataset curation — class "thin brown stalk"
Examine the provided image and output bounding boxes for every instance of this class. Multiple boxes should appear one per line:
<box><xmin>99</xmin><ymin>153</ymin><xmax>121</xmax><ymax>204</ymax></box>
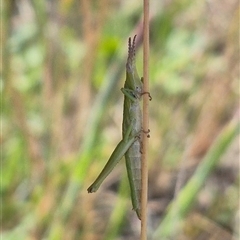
<box><xmin>75</xmin><ymin>0</ymin><xmax>106</xmax><ymax>145</ymax></box>
<box><xmin>141</xmin><ymin>0</ymin><xmax>150</xmax><ymax>239</ymax></box>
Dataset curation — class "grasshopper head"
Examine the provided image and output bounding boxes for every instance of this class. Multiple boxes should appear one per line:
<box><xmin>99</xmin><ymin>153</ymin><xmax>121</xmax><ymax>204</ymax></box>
<box><xmin>125</xmin><ymin>35</ymin><xmax>142</xmax><ymax>97</ymax></box>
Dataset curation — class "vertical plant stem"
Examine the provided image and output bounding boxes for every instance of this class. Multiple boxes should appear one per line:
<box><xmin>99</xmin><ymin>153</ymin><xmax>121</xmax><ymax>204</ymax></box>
<box><xmin>141</xmin><ymin>0</ymin><xmax>150</xmax><ymax>239</ymax></box>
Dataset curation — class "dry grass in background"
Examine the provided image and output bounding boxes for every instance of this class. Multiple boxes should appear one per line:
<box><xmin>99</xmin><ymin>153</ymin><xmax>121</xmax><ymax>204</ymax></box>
<box><xmin>2</xmin><ymin>0</ymin><xmax>239</xmax><ymax>239</ymax></box>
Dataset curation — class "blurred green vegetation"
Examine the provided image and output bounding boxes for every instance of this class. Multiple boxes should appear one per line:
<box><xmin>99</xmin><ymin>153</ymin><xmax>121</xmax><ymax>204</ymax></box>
<box><xmin>2</xmin><ymin>0</ymin><xmax>239</xmax><ymax>239</ymax></box>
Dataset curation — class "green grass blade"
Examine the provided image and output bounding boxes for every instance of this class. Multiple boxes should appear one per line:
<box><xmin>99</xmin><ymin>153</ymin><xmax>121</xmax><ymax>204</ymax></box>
<box><xmin>152</xmin><ymin>115</ymin><xmax>240</xmax><ymax>240</ymax></box>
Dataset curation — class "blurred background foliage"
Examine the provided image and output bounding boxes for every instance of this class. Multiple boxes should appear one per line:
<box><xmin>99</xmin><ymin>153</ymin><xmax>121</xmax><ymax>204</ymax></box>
<box><xmin>2</xmin><ymin>0</ymin><xmax>239</xmax><ymax>239</ymax></box>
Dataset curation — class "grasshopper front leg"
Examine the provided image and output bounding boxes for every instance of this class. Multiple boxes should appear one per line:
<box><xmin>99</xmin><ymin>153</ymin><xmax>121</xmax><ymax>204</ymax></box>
<box><xmin>121</xmin><ymin>88</ymin><xmax>140</xmax><ymax>102</ymax></box>
<box><xmin>87</xmin><ymin>123</ymin><xmax>138</xmax><ymax>193</ymax></box>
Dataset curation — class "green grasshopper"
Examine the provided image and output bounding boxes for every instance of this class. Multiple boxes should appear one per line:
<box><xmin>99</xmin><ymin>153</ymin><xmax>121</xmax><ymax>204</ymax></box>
<box><xmin>88</xmin><ymin>35</ymin><xmax>146</xmax><ymax>220</ymax></box>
